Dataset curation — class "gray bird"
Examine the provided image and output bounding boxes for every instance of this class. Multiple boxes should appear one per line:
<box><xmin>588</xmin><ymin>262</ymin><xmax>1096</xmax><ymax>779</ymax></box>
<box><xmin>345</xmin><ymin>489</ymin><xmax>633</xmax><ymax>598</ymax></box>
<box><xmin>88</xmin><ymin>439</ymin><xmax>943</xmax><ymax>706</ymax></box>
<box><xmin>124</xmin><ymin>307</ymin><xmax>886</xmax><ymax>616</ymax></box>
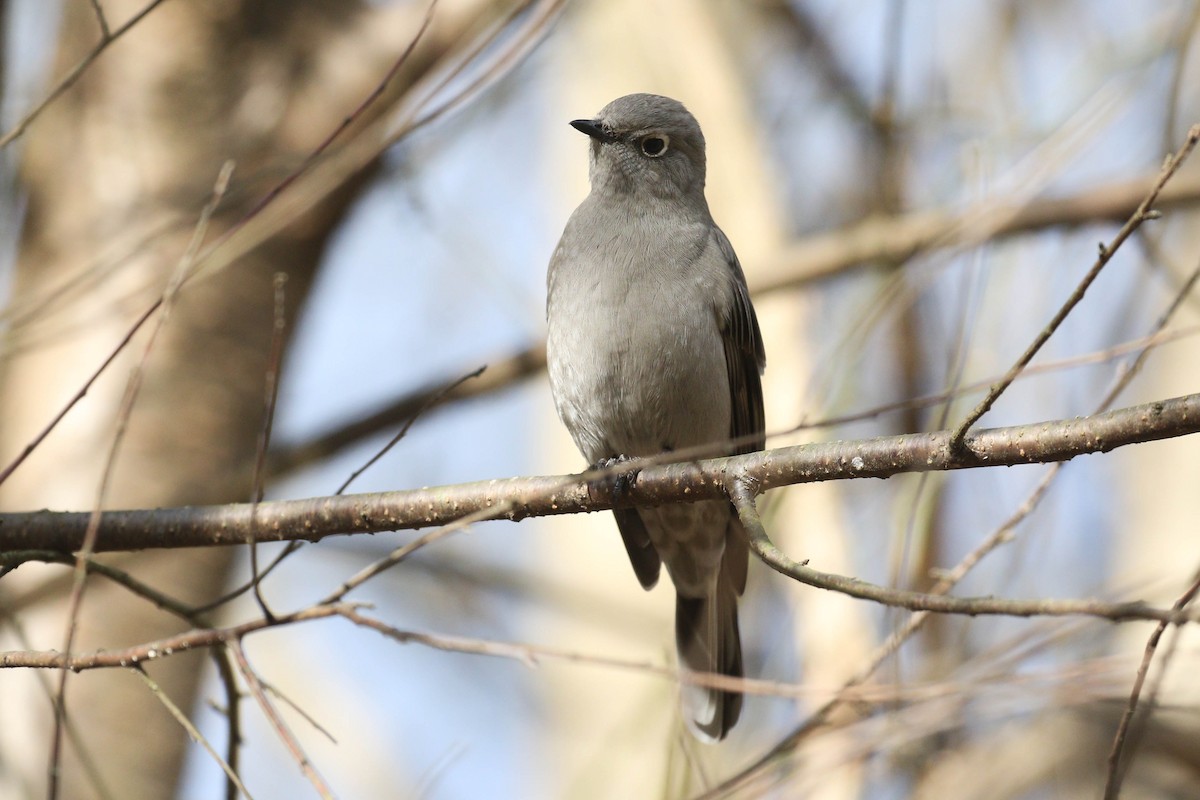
<box><xmin>545</xmin><ymin>93</ymin><xmax>766</xmax><ymax>741</ymax></box>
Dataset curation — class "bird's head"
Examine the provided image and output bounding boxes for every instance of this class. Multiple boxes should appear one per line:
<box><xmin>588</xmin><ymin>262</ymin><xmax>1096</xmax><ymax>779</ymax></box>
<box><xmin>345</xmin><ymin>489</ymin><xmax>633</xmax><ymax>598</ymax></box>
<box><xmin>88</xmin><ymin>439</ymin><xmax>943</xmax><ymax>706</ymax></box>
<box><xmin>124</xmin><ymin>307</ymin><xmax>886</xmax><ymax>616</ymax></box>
<box><xmin>571</xmin><ymin>93</ymin><xmax>707</xmax><ymax>199</ymax></box>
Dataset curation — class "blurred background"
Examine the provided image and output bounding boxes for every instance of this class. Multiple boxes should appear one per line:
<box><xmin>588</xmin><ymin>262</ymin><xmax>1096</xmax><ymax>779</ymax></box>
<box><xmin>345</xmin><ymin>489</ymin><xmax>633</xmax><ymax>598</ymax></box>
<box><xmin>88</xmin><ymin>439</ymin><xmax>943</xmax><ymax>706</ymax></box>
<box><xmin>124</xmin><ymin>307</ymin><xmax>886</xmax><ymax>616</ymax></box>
<box><xmin>2</xmin><ymin>0</ymin><xmax>1200</xmax><ymax>798</ymax></box>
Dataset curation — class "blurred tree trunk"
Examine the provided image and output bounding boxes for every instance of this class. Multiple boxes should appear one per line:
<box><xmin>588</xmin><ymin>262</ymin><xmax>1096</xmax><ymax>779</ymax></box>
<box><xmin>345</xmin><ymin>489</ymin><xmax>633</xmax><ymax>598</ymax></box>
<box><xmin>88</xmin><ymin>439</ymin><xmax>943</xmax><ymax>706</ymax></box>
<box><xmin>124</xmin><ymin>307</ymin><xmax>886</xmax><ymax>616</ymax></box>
<box><xmin>0</xmin><ymin>1</ymin><xmax>443</xmax><ymax>797</ymax></box>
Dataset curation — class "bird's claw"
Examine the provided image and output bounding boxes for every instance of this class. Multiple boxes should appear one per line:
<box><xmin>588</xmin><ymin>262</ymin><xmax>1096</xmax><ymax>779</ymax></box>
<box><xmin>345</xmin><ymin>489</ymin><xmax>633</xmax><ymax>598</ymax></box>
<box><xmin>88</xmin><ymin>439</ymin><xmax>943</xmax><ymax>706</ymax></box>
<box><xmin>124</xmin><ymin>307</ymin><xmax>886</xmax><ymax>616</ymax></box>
<box><xmin>589</xmin><ymin>455</ymin><xmax>641</xmax><ymax>507</ymax></box>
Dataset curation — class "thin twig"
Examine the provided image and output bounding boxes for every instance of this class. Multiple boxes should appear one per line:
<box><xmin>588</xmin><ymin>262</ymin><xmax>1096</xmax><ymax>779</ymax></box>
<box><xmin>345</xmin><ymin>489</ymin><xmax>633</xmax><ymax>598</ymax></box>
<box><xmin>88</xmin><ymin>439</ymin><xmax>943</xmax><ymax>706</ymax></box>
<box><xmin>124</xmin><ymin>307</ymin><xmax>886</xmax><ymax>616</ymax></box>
<box><xmin>230</xmin><ymin>640</ymin><xmax>335</xmax><ymax>799</ymax></box>
<box><xmin>0</xmin><ymin>0</ymin><xmax>170</xmax><ymax>150</ymax></box>
<box><xmin>1103</xmin><ymin>569</ymin><xmax>1200</xmax><ymax>799</ymax></box>
<box><xmin>210</xmin><ymin>648</ymin><xmax>243</xmax><ymax>800</ymax></box>
<box><xmin>259</xmin><ymin>677</ymin><xmax>338</xmax><ymax>745</ymax></box>
<box><xmin>133</xmin><ymin>666</ymin><xmax>253</xmax><ymax>799</ymax></box>
<box><xmin>47</xmin><ymin>160</ymin><xmax>234</xmax><ymax>800</ymax></box>
<box><xmin>248</xmin><ymin>273</ymin><xmax>290</xmax><ymax>619</ymax></box>
<box><xmin>0</xmin><ymin>299</ymin><xmax>158</xmax><ymax>488</ymax></box>
<box><xmin>336</xmin><ymin>365</ymin><xmax>484</xmax><ymax>495</ymax></box>
<box><xmin>728</xmin><ymin>479</ymin><xmax>1192</xmax><ymax>624</ymax></box>
<box><xmin>5</xmin><ymin>594</ymin><xmax>1192</xmax><ymax>676</ymax></box>
<box><xmin>318</xmin><ymin>502</ymin><xmax>512</xmax><ymax>605</ymax></box>
<box><xmin>949</xmin><ymin>124</ymin><xmax>1200</xmax><ymax>453</ymax></box>
<box><xmin>1</xmin><ymin>551</ymin><xmax>202</xmax><ymax>623</ymax></box>
<box><xmin>86</xmin><ymin>0</ymin><xmax>111</xmax><ymax>39</ymax></box>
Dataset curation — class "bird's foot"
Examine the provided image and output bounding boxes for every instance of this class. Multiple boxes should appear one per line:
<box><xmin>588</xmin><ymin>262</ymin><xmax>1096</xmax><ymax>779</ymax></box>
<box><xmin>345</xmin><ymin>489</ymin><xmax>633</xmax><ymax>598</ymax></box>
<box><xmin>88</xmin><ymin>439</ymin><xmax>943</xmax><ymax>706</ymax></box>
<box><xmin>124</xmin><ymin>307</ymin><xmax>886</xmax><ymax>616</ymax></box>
<box><xmin>589</xmin><ymin>455</ymin><xmax>641</xmax><ymax>507</ymax></box>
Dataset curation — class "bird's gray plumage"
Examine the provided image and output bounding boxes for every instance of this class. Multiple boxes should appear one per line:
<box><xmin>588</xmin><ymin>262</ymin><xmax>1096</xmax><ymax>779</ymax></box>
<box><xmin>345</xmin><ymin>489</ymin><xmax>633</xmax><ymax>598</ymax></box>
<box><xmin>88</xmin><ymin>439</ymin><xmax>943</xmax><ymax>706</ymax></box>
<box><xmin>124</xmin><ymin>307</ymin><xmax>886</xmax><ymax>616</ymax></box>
<box><xmin>545</xmin><ymin>93</ymin><xmax>765</xmax><ymax>741</ymax></box>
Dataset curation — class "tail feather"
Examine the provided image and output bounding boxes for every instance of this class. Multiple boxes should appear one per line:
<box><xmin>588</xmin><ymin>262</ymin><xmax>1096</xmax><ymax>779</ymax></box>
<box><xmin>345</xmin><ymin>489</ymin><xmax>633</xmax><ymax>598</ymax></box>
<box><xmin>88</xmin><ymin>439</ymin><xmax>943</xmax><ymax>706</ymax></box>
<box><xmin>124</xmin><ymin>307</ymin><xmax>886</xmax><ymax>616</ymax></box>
<box><xmin>675</xmin><ymin>577</ymin><xmax>742</xmax><ymax>741</ymax></box>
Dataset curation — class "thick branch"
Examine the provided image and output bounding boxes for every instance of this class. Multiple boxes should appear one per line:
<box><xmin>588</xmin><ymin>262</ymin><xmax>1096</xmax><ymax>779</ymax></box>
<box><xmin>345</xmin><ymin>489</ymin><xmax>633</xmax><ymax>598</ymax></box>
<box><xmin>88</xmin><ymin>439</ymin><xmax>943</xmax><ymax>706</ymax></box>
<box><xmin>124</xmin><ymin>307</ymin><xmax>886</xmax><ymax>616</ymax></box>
<box><xmin>1</xmin><ymin>393</ymin><xmax>1197</xmax><ymax>554</ymax></box>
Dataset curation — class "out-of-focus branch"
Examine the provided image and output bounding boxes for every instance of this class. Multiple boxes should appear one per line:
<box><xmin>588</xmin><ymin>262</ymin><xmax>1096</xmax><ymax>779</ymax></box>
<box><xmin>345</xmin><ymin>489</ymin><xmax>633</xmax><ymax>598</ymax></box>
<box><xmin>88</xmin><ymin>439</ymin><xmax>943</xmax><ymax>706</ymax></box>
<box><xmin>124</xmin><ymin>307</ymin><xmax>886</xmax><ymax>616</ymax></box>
<box><xmin>756</xmin><ymin>0</ymin><xmax>882</xmax><ymax>136</ymax></box>
<box><xmin>3</xmin><ymin>392</ymin><xmax>1199</xmax><ymax>554</ymax></box>
<box><xmin>0</xmin><ymin>0</ymin><xmax>171</xmax><ymax>150</ymax></box>
<box><xmin>0</xmin><ymin>597</ymin><xmax>1193</xmax><ymax>675</ymax></box>
<box><xmin>756</xmin><ymin>170</ymin><xmax>1200</xmax><ymax>293</ymax></box>
<box><xmin>265</xmin><ymin>346</ymin><xmax>545</xmax><ymax>479</ymax></box>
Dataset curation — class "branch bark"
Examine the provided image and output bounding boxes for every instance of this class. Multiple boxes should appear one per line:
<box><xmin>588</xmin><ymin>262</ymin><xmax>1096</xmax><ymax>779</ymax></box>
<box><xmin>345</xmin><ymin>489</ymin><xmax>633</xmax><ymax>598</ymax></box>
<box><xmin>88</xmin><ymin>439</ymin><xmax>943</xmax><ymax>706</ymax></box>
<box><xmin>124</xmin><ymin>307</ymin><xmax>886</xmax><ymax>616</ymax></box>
<box><xmin>3</xmin><ymin>392</ymin><xmax>1197</xmax><ymax>554</ymax></box>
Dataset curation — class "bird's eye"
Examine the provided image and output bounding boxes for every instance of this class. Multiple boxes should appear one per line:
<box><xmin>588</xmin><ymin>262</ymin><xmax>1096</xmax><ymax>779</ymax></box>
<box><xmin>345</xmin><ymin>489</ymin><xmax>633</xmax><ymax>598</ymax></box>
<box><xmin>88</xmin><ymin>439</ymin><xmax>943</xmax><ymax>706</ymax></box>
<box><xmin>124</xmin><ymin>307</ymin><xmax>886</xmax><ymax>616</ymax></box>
<box><xmin>639</xmin><ymin>135</ymin><xmax>669</xmax><ymax>157</ymax></box>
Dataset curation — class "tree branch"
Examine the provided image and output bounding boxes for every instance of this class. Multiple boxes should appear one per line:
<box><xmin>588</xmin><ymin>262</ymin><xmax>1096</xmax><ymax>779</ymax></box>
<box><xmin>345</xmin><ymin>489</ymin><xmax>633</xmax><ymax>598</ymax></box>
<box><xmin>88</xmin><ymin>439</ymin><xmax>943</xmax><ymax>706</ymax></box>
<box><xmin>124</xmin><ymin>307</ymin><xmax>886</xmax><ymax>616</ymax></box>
<box><xmin>756</xmin><ymin>169</ymin><xmax>1200</xmax><ymax>294</ymax></box>
<box><xmin>727</xmin><ymin>479</ymin><xmax>1195</xmax><ymax>625</ymax></box>
<box><xmin>1</xmin><ymin>392</ymin><xmax>1198</xmax><ymax>554</ymax></box>
<box><xmin>949</xmin><ymin>124</ymin><xmax>1200</xmax><ymax>451</ymax></box>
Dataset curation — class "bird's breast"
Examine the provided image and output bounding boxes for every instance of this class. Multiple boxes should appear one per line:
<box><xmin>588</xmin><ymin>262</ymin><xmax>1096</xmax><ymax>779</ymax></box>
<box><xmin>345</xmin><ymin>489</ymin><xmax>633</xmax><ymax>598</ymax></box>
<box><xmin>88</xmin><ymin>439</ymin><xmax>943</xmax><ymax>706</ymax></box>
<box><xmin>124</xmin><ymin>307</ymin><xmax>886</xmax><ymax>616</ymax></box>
<box><xmin>547</xmin><ymin>217</ymin><xmax>730</xmax><ymax>461</ymax></box>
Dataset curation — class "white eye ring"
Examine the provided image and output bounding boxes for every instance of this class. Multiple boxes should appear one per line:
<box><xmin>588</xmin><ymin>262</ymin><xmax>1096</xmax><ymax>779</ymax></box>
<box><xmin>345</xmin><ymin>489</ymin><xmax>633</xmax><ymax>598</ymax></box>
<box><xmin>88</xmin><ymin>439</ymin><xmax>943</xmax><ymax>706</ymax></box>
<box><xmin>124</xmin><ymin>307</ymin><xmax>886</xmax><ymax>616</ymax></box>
<box><xmin>639</xmin><ymin>134</ymin><xmax>669</xmax><ymax>157</ymax></box>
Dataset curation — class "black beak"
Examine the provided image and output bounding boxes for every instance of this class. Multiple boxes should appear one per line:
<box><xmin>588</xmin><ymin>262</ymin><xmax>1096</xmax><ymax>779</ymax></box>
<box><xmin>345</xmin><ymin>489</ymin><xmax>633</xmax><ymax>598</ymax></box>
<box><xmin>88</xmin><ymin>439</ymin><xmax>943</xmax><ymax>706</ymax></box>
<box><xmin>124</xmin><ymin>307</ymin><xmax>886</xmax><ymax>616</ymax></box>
<box><xmin>570</xmin><ymin>118</ymin><xmax>614</xmax><ymax>143</ymax></box>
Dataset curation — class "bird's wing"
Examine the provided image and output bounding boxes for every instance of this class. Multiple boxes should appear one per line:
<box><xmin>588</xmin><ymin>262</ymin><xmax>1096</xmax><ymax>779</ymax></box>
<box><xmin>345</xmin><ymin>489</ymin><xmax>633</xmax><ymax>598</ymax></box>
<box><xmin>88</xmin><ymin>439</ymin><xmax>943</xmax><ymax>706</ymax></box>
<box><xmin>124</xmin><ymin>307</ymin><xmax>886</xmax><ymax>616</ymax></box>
<box><xmin>713</xmin><ymin>226</ymin><xmax>766</xmax><ymax>456</ymax></box>
<box><xmin>712</xmin><ymin>226</ymin><xmax>765</xmax><ymax>597</ymax></box>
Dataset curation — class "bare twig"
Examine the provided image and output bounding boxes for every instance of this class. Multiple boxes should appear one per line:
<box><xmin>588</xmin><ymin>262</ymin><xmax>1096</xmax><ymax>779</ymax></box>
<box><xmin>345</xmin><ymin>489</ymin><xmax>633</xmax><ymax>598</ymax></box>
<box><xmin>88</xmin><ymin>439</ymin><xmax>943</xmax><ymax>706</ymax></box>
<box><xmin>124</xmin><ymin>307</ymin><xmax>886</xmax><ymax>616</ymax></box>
<box><xmin>1</xmin><ymin>551</ymin><xmax>201</xmax><ymax>623</ymax></box>
<box><xmin>318</xmin><ymin>502</ymin><xmax>512</xmax><ymax>605</ymax></box>
<box><xmin>47</xmin><ymin>160</ymin><xmax>233</xmax><ymax>800</ymax></box>
<box><xmin>133</xmin><ymin>666</ymin><xmax>253</xmax><ymax>799</ymax></box>
<box><xmin>210</xmin><ymin>649</ymin><xmax>243</xmax><ymax>800</ymax></box>
<box><xmin>4</xmin><ymin>604</ymin><xmax>349</xmax><ymax>670</ymax></box>
<box><xmin>259</xmin><ymin>678</ymin><xmax>338</xmax><ymax>745</ymax></box>
<box><xmin>727</xmin><ymin>479</ymin><xmax>1193</xmax><ymax>624</ymax></box>
<box><xmin>0</xmin><ymin>300</ymin><xmax>157</xmax><ymax>488</ymax></box>
<box><xmin>949</xmin><ymin>124</ymin><xmax>1200</xmax><ymax>453</ymax></box>
<box><xmin>335</xmin><ymin>365</ymin><xmax>485</xmax><ymax>495</ymax></box>
<box><xmin>247</xmin><ymin>273</ymin><xmax>290</xmax><ymax>619</ymax></box>
<box><xmin>86</xmin><ymin>0</ymin><xmax>111</xmax><ymax>39</ymax></box>
<box><xmin>5</xmin><ymin>594</ymin><xmax>1192</xmax><ymax>677</ymax></box>
<box><xmin>1103</xmin><ymin>569</ymin><xmax>1200</xmax><ymax>800</ymax></box>
<box><xmin>230</xmin><ymin>641</ymin><xmax>335</xmax><ymax>799</ymax></box>
<box><xmin>0</xmin><ymin>0</ymin><xmax>171</xmax><ymax>150</ymax></box>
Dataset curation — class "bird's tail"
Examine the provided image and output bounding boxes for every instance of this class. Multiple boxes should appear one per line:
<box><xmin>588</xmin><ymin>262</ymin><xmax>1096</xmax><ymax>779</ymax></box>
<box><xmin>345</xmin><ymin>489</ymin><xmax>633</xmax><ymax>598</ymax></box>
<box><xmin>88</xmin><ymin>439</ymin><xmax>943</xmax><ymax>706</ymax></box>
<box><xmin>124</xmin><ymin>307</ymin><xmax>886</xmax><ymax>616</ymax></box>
<box><xmin>675</xmin><ymin>573</ymin><xmax>743</xmax><ymax>741</ymax></box>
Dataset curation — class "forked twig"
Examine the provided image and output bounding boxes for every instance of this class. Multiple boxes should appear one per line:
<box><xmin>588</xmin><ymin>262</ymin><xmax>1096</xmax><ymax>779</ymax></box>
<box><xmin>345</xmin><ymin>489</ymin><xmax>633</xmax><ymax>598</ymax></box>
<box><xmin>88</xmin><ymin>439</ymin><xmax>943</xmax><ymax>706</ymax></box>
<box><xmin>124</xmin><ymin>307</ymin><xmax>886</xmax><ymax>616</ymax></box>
<box><xmin>133</xmin><ymin>665</ymin><xmax>253</xmax><ymax>799</ymax></box>
<box><xmin>949</xmin><ymin>124</ymin><xmax>1200</xmax><ymax>454</ymax></box>
<box><xmin>230</xmin><ymin>640</ymin><xmax>335</xmax><ymax>799</ymax></box>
